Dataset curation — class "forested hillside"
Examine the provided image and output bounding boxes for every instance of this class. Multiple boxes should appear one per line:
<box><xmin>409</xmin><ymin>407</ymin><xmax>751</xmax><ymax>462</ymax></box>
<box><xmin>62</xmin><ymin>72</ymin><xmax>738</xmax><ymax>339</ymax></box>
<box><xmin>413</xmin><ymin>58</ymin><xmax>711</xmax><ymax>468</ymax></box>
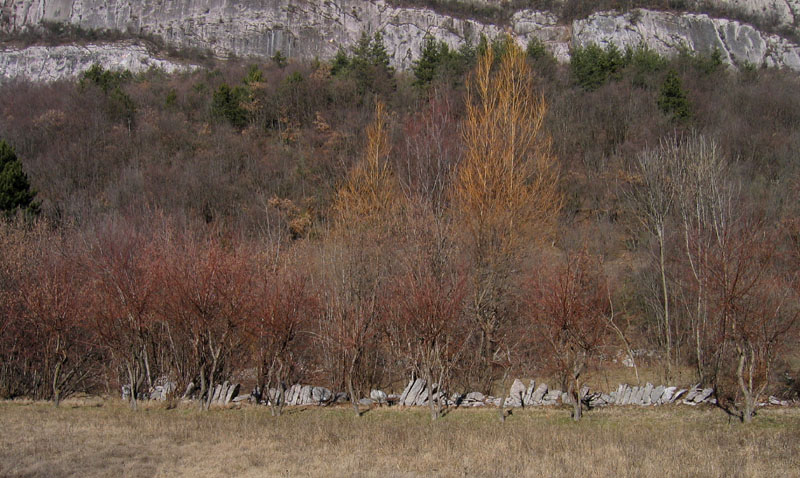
<box><xmin>1</xmin><ymin>34</ymin><xmax>798</xmax><ymax>421</ymax></box>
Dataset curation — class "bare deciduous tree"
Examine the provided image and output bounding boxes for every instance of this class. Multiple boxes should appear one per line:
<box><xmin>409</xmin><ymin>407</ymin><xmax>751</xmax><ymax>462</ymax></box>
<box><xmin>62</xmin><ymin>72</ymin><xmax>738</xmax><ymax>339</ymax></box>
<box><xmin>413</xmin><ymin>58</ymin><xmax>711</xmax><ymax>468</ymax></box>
<box><xmin>626</xmin><ymin>137</ymin><xmax>683</xmax><ymax>381</ymax></box>
<box><xmin>387</xmin><ymin>200</ymin><xmax>468</xmax><ymax>420</ymax></box>
<box><xmin>672</xmin><ymin>134</ymin><xmax>733</xmax><ymax>385</ymax></box>
<box><xmin>22</xmin><ymin>245</ymin><xmax>100</xmax><ymax>406</ymax></box>
<box><xmin>88</xmin><ymin>222</ymin><xmax>161</xmax><ymax>410</ymax></box>
<box><xmin>161</xmin><ymin>236</ymin><xmax>252</xmax><ymax>410</ymax></box>
<box><xmin>250</xmin><ymin>261</ymin><xmax>318</xmax><ymax>416</ymax></box>
<box><xmin>524</xmin><ymin>251</ymin><xmax>612</xmax><ymax>421</ymax></box>
<box><xmin>700</xmin><ymin>217</ymin><xmax>797</xmax><ymax>422</ymax></box>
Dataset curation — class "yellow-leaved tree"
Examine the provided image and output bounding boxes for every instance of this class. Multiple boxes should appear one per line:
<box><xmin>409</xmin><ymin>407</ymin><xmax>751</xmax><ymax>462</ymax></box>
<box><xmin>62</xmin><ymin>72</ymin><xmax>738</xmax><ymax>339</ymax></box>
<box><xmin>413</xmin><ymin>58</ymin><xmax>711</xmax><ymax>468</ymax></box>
<box><xmin>333</xmin><ymin>100</ymin><xmax>398</xmax><ymax>229</ymax></box>
<box><xmin>323</xmin><ymin>100</ymin><xmax>401</xmax><ymax>416</ymax></box>
<box><xmin>452</xmin><ymin>37</ymin><xmax>561</xmax><ymax>392</ymax></box>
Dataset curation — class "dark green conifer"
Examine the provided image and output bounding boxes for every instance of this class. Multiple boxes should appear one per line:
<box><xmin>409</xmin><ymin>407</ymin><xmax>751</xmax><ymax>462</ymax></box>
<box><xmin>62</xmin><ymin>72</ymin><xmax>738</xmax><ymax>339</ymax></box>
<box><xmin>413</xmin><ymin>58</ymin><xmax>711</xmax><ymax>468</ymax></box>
<box><xmin>0</xmin><ymin>140</ymin><xmax>39</xmax><ymax>217</ymax></box>
<box><xmin>658</xmin><ymin>69</ymin><xmax>691</xmax><ymax>121</ymax></box>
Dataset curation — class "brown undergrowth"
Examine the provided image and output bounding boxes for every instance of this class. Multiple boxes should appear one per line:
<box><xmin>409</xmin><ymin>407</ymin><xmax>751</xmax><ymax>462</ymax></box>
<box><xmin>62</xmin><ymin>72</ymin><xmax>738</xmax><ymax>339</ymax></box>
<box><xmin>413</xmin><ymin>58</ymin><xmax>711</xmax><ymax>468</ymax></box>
<box><xmin>1</xmin><ymin>399</ymin><xmax>798</xmax><ymax>477</ymax></box>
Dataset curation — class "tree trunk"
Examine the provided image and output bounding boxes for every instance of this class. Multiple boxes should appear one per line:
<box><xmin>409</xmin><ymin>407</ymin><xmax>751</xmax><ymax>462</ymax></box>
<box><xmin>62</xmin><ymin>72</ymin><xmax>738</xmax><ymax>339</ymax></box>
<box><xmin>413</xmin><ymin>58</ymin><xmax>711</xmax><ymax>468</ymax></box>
<box><xmin>742</xmin><ymin>399</ymin><xmax>754</xmax><ymax>424</ymax></box>
<box><xmin>198</xmin><ymin>363</ymin><xmax>207</xmax><ymax>409</ymax></box>
<box><xmin>347</xmin><ymin>374</ymin><xmax>361</xmax><ymax>417</ymax></box>
<box><xmin>425</xmin><ymin>371</ymin><xmax>437</xmax><ymax>421</ymax></box>
<box><xmin>143</xmin><ymin>348</ymin><xmax>154</xmax><ymax>392</ymax></box>
<box><xmin>571</xmin><ymin>357</ymin><xmax>585</xmax><ymax>421</ymax></box>
<box><xmin>606</xmin><ymin>298</ymin><xmax>640</xmax><ymax>386</ymax></box>
<box><xmin>278</xmin><ymin>382</ymin><xmax>287</xmax><ymax>417</ymax></box>
<box><xmin>497</xmin><ymin>370</ymin><xmax>509</xmax><ymax>423</ymax></box>
<box><xmin>204</xmin><ymin>352</ymin><xmax>219</xmax><ymax>411</ymax></box>
<box><xmin>737</xmin><ymin>346</ymin><xmax>755</xmax><ymax>423</ymax></box>
<box><xmin>346</xmin><ymin>349</ymin><xmax>362</xmax><ymax>417</ymax></box>
<box><xmin>126</xmin><ymin>362</ymin><xmax>137</xmax><ymax>411</ymax></box>
<box><xmin>52</xmin><ymin>360</ymin><xmax>62</xmax><ymax>408</ymax></box>
<box><xmin>572</xmin><ymin>377</ymin><xmax>582</xmax><ymax>422</ymax></box>
<box><xmin>695</xmin><ymin>315</ymin><xmax>704</xmax><ymax>384</ymax></box>
<box><xmin>658</xmin><ymin>230</ymin><xmax>672</xmax><ymax>382</ymax></box>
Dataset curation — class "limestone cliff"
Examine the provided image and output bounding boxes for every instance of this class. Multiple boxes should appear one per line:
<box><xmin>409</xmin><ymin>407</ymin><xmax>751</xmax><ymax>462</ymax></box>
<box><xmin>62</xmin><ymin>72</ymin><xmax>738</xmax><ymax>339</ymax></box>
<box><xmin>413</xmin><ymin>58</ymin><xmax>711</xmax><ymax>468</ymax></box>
<box><xmin>0</xmin><ymin>41</ymin><xmax>194</xmax><ymax>82</ymax></box>
<box><xmin>702</xmin><ymin>0</ymin><xmax>799</xmax><ymax>28</ymax></box>
<box><xmin>1</xmin><ymin>0</ymin><xmax>799</xmax><ymax>82</ymax></box>
<box><xmin>575</xmin><ymin>10</ymin><xmax>800</xmax><ymax>70</ymax></box>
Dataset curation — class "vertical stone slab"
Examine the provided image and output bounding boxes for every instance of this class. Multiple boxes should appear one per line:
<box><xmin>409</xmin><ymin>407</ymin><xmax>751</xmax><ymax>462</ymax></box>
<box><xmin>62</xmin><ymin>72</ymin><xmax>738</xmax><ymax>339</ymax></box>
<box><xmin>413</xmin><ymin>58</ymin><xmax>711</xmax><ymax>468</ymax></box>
<box><xmin>399</xmin><ymin>379</ymin><xmax>414</xmax><ymax>405</ymax></box>
<box><xmin>182</xmin><ymin>382</ymin><xmax>195</xmax><ymax>400</ymax></box>
<box><xmin>684</xmin><ymin>384</ymin><xmax>701</xmax><ymax>403</ymax></box>
<box><xmin>415</xmin><ymin>382</ymin><xmax>435</xmax><ymax>406</ymax></box>
<box><xmin>628</xmin><ymin>386</ymin><xmax>637</xmax><ymax>405</ymax></box>
<box><xmin>660</xmin><ymin>386</ymin><xmax>676</xmax><ymax>404</ymax></box>
<box><xmin>672</xmin><ymin>389</ymin><xmax>687</xmax><ymax>402</ymax></box>
<box><xmin>216</xmin><ymin>381</ymin><xmax>230</xmax><ymax>404</ymax></box>
<box><xmin>403</xmin><ymin>378</ymin><xmax>425</xmax><ymax>407</ymax></box>
<box><xmin>641</xmin><ymin>383</ymin><xmax>653</xmax><ymax>405</ymax></box>
<box><xmin>211</xmin><ymin>384</ymin><xmax>223</xmax><ymax>404</ymax></box>
<box><xmin>286</xmin><ymin>384</ymin><xmax>301</xmax><ymax>405</ymax></box>
<box><xmin>524</xmin><ymin>380</ymin><xmax>536</xmax><ymax>406</ymax></box>
<box><xmin>615</xmin><ymin>385</ymin><xmax>627</xmax><ymax>405</ymax></box>
<box><xmin>312</xmin><ymin>387</ymin><xmax>332</xmax><ymax>404</ymax></box>
<box><xmin>299</xmin><ymin>385</ymin><xmax>313</xmax><ymax>405</ymax></box>
<box><xmin>650</xmin><ymin>385</ymin><xmax>665</xmax><ymax>405</ymax></box>
<box><xmin>224</xmin><ymin>383</ymin><xmax>240</xmax><ymax>404</ymax></box>
<box><xmin>531</xmin><ymin>383</ymin><xmax>548</xmax><ymax>404</ymax></box>
<box><xmin>622</xmin><ymin>386</ymin><xmax>634</xmax><ymax>405</ymax></box>
<box><xmin>509</xmin><ymin>379</ymin><xmax>526</xmax><ymax>407</ymax></box>
<box><xmin>694</xmin><ymin>388</ymin><xmax>713</xmax><ymax>404</ymax></box>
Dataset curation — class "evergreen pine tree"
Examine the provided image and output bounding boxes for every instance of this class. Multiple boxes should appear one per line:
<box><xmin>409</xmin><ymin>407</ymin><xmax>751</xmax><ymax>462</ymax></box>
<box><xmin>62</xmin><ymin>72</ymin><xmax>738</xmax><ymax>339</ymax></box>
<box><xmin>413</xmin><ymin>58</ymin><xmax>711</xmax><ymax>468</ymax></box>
<box><xmin>330</xmin><ymin>48</ymin><xmax>351</xmax><ymax>76</ymax></box>
<box><xmin>345</xmin><ymin>31</ymin><xmax>396</xmax><ymax>96</ymax></box>
<box><xmin>211</xmin><ymin>84</ymin><xmax>250</xmax><ymax>128</ymax></box>
<box><xmin>0</xmin><ymin>140</ymin><xmax>39</xmax><ymax>217</ymax></box>
<box><xmin>658</xmin><ymin>69</ymin><xmax>691</xmax><ymax>121</ymax></box>
<box><xmin>412</xmin><ymin>36</ymin><xmax>442</xmax><ymax>88</ymax></box>
<box><xmin>369</xmin><ymin>32</ymin><xmax>392</xmax><ymax>71</ymax></box>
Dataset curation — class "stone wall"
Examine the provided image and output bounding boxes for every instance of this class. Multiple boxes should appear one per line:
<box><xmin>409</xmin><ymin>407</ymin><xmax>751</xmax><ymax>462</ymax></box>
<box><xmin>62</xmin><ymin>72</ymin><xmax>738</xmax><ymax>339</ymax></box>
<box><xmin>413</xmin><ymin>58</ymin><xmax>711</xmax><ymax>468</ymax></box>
<box><xmin>141</xmin><ymin>376</ymin><xmax>794</xmax><ymax>410</ymax></box>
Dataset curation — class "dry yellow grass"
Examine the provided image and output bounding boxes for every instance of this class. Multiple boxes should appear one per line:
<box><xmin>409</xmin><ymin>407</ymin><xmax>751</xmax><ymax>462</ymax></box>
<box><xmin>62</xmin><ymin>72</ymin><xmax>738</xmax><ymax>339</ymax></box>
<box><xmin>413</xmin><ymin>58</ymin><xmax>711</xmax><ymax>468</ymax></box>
<box><xmin>1</xmin><ymin>399</ymin><xmax>798</xmax><ymax>478</ymax></box>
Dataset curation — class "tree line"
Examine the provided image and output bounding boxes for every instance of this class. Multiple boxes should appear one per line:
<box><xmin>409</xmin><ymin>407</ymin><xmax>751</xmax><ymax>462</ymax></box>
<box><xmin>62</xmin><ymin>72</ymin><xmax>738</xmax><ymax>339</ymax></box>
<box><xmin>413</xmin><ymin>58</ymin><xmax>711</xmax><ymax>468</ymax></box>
<box><xmin>1</xmin><ymin>37</ymin><xmax>799</xmax><ymax>423</ymax></box>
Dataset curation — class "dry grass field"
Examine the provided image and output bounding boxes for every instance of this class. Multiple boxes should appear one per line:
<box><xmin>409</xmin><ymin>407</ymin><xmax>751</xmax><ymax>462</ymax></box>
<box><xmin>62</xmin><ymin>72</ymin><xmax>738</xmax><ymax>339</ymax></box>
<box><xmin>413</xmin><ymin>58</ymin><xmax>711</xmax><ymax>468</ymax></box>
<box><xmin>1</xmin><ymin>399</ymin><xmax>798</xmax><ymax>478</ymax></box>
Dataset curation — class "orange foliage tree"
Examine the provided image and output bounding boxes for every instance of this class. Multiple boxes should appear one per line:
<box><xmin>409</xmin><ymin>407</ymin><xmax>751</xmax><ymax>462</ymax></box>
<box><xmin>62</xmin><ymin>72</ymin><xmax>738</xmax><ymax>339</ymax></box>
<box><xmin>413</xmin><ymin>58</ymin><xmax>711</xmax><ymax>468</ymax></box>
<box><xmin>323</xmin><ymin>100</ymin><xmax>402</xmax><ymax>416</ymax></box>
<box><xmin>452</xmin><ymin>38</ymin><xmax>561</xmax><ymax>390</ymax></box>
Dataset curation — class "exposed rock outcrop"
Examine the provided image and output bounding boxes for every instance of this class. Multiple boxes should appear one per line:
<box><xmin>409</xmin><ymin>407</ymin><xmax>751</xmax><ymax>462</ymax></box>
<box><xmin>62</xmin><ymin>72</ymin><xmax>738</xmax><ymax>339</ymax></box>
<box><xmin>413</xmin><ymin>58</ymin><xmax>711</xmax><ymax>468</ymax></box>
<box><xmin>1</xmin><ymin>0</ymin><xmax>509</xmax><ymax>69</ymax></box>
<box><xmin>574</xmin><ymin>9</ymin><xmax>800</xmax><ymax>71</ymax></box>
<box><xmin>0</xmin><ymin>41</ymin><xmax>195</xmax><ymax>82</ymax></box>
<box><xmin>2</xmin><ymin>0</ymin><xmax>800</xmax><ymax>80</ymax></box>
<box><xmin>702</xmin><ymin>0</ymin><xmax>799</xmax><ymax>28</ymax></box>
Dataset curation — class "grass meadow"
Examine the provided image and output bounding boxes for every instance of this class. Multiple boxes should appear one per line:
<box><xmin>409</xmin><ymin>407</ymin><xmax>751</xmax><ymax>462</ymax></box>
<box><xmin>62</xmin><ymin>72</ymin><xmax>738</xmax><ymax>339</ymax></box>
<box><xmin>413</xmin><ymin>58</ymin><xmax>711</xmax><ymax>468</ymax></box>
<box><xmin>1</xmin><ymin>399</ymin><xmax>798</xmax><ymax>477</ymax></box>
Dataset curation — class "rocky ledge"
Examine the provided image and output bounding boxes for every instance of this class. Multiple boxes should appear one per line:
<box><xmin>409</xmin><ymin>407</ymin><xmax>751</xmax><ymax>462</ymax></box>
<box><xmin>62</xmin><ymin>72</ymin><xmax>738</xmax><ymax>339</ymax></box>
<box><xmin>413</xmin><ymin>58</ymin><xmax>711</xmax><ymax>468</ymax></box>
<box><xmin>0</xmin><ymin>41</ymin><xmax>195</xmax><ymax>83</ymax></box>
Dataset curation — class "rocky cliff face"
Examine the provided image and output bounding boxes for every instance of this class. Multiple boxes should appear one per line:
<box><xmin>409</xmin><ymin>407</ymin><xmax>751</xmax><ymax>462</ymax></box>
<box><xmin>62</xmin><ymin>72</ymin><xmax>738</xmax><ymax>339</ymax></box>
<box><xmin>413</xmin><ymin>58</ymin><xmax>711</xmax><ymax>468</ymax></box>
<box><xmin>0</xmin><ymin>0</ymin><xmax>516</xmax><ymax>69</ymax></box>
<box><xmin>0</xmin><ymin>41</ymin><xmax>194</xmax><ymax>82</ymax></box>
<box><xmin>1</xmin><ymin>0</ymin><xmax>800</xmax><ymax>82</ymax></box>
<box><xmin>575</xmin><ymin>10</ymin><xmax>800</xmax><ymax>70</ymax></box>
<box><xmin>703</xmin><ymin>0</ymin><xmax>799</xmax><ymax>28</ymax></box>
